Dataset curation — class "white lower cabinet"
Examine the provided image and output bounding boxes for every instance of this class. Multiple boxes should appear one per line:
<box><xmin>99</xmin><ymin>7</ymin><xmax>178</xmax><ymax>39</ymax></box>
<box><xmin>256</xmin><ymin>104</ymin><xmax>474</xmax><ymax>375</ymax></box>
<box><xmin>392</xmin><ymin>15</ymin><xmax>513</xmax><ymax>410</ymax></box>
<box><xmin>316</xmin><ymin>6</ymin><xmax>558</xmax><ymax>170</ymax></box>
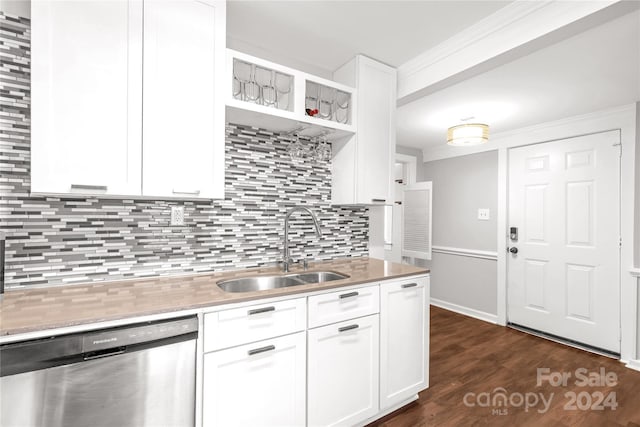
<box><xmin>379</xmin><ymin>277</ymin><xmax>430</xmax><ymax>409</ymax></box>
<box><xmin>202</xmin><ymin>332</ymin><xmax>306</xmax><ymax>427</ymax></box>
<box><xmin>200</xmin><ymin>274</ymin><xmax>429</xmax><ymax>427</ymax></box>
<box><xmin>307</xmin><ymin>314</ymin><xmax>380</xmax><ymax>427</ymax></box>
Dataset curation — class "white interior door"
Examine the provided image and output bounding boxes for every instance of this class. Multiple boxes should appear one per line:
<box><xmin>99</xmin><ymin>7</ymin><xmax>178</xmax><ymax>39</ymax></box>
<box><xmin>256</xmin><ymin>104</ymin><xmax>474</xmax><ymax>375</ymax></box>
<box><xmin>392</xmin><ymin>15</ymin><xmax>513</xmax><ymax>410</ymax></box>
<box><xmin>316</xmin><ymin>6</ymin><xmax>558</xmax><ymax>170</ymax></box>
<box><xmin>507</xmin><ymin>131</ymin><xmax>620</xmax><ymax>353</ymax></box>
<box><xmin>402</xmin><ymin>182</ymin><xmax>433</xmax><ymax>260</ymax></box>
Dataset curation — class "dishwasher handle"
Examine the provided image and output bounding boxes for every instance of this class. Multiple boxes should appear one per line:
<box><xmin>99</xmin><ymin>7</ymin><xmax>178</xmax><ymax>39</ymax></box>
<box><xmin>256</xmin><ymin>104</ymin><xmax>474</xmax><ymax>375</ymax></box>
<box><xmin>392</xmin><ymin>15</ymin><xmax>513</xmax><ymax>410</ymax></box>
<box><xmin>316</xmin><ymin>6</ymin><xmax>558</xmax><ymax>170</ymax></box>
<box><xmin>83</xmin><ymin>346</ymin><xmax>127</xmax><ymax>361</ymax></box>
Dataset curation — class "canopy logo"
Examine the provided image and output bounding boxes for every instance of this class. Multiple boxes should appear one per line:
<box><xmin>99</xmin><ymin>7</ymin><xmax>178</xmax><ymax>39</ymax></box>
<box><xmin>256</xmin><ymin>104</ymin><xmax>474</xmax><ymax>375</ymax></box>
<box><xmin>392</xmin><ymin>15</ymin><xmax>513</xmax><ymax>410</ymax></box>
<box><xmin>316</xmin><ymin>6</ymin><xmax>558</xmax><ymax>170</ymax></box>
<box><xmin>463</xmin><ymin>388</ymin><xmax>553</xmax><ymax>414</ymax></box>
<box><xmin>463</xmin><ymin>367</ymin><xmax>619</xmax><ymax>416</ymax></box>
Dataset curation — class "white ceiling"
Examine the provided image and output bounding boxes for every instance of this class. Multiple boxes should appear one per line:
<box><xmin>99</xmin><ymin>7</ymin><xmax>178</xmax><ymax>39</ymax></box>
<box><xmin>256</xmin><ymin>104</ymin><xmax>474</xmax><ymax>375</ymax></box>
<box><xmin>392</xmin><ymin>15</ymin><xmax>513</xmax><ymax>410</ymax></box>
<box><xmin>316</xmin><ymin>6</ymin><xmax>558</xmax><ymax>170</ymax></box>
<box><xmin>397</xmin><ymin>9</ymin><xmax>640</xmax><ymax>151</ymax></box>
<box><xmin>227</xmin><ymin>0</ymin><xmax>510</xmax><ymax>75</ymax></box>
<box><xmin>227</xmin><ymin>2</ymin><xmax>639</xmax><ymax>156</ymax></box>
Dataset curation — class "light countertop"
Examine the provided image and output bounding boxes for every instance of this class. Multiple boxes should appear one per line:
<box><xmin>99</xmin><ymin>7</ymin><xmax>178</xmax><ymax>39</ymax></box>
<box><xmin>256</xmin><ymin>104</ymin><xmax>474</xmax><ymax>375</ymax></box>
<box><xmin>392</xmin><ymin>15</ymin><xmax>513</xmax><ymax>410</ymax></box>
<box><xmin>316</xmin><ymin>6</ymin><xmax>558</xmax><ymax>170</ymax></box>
<box><xmin>0</xmin><ymin>257</ymin><xmax>428</xmax><ymax>337</ymax></box>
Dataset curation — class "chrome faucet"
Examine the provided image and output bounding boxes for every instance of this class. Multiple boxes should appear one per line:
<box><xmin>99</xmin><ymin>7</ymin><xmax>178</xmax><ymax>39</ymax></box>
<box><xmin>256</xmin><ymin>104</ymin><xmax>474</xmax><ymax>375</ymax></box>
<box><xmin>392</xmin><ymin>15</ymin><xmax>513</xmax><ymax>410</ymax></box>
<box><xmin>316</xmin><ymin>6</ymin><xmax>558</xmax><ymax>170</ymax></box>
<box><xmin>283</xmin><ymin>207</ymin><xmax>321</xmax><ymax>272</ymax></box>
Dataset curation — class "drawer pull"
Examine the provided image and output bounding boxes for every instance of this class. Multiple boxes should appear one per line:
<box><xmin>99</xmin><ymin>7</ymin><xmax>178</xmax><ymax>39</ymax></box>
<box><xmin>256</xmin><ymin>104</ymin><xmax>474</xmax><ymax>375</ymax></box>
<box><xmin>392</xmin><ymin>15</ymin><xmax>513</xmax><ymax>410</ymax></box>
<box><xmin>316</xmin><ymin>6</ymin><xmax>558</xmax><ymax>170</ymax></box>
<box><xmin>248</xmin><ymin>345</ymin><xmax>275</xmax><ymax>356</ymax></box>
<box><xmin>172</xmin><ymin>189</ymin><xmax>201</xmax><ymax>195</ymax></box>
<box><xmin>339</xmin><ymin>291</ymin><xmax>359</xmax><ymax>299</ymax></box>
<box><xmin>402</xmin><ymin>283</ymin><xmax>418</xmax><ymax>289</ymax></box>
<box><xmin>371</xmin><ymin>198</ymin><xmax>386</xmax><ymax>203</ymax></box>
<box><xmin>248</xmin><ymin>306</ymin><xmax>276</xmax><ymax>315</ymax></box>
<box><xmin>71</xmin><ymin>184</ymin><xmax>107</xmax><ymax>191</ymax></box>
<box><xmin>338</xmin><ymin>324</ymin><xmax>359</xmax><ymax>333</ymax></box>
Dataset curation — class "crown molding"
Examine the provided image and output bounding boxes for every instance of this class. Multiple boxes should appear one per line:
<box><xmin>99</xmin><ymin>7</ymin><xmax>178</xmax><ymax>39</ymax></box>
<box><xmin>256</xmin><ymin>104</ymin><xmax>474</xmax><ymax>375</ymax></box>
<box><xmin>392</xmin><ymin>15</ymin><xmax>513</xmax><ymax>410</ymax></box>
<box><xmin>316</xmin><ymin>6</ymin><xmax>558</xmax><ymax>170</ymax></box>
<box><xmin>397</xmin><ymin>0</ymin><xmax>620</xmax><ymax>103</ymax></box>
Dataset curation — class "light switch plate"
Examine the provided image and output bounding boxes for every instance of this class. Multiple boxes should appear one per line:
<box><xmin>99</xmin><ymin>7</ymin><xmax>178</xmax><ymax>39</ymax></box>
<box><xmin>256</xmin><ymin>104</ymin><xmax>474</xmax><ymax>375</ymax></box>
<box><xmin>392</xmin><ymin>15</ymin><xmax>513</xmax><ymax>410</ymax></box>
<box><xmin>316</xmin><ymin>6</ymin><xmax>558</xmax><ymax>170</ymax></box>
<box><xmin>170</xmin><ymin>206</ymin><xmax>185</xmax><ymax>226</ymax></box>
<box><xmin>477</xmin><ymin>208</ymin><xmax>490</xmax><ymax>221</ymax></box>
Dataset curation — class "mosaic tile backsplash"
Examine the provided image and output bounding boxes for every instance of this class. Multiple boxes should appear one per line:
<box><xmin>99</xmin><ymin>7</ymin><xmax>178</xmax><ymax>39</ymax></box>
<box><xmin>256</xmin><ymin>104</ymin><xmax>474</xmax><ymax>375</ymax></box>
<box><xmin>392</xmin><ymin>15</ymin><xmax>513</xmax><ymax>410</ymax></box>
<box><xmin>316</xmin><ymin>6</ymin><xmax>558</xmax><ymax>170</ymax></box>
<box><xmin>0</xmin><ymin>12</ymin><xmax>368</xmax><ymax>288</ymax></box>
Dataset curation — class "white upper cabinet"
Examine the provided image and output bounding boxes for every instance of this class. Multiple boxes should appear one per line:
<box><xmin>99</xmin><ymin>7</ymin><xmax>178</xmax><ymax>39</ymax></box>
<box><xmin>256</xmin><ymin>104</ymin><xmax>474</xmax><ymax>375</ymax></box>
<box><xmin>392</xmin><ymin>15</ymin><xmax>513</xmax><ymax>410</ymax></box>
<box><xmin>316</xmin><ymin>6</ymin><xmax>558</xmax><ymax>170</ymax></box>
<box><xmin>31</xmin><ymin>0</ymin><xmax>143</xmax><ymax>196</ymax></box>
<box><xmin>142</xmin><ymin>0</ymin><xmax>225</xmax><ymax>199</ymax></box>
<box><xmin>332</xmin><ymin>55</ymin><xmax>397</xmax><ymax>205</ymax></box>
<box><xmin>31</xmin><ymin>0</ymin><xmax>226</xmax><ymax>199</ymax></box>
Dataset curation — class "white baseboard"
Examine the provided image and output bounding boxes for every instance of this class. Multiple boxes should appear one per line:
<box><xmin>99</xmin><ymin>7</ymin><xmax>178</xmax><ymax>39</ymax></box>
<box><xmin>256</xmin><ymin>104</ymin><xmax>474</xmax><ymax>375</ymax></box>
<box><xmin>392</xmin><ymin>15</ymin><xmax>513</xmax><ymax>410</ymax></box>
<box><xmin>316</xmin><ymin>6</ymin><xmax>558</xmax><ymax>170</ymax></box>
<box><xmin>626</xmin><ymin>359</ymin><xmax>640</xmax><ymax>372</ymax></box>
<box><xmin>431</xmin><ymin>298</ymin><xmax>498</xmax><ymax>324</ymax></box>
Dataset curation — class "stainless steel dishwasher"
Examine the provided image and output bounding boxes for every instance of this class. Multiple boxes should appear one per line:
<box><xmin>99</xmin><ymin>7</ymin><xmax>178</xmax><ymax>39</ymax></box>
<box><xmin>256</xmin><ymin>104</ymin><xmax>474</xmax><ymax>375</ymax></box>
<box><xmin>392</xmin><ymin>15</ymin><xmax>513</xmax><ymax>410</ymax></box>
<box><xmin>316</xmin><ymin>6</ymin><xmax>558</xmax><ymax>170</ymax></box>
<box><xmin>0</xmin><ymin>315</ymin><xmax>198</xmax><ymax>427</ymax></box>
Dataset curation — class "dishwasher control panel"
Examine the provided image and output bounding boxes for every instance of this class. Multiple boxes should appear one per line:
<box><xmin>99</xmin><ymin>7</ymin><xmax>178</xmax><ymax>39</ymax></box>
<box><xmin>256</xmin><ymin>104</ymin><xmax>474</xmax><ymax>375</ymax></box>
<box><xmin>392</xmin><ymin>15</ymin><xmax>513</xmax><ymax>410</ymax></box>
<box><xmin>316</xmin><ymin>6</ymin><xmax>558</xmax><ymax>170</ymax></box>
<box><xmin>82</xmin><ymin>316</ymin><xmax>198</xmax><ymax>352</ymax></box>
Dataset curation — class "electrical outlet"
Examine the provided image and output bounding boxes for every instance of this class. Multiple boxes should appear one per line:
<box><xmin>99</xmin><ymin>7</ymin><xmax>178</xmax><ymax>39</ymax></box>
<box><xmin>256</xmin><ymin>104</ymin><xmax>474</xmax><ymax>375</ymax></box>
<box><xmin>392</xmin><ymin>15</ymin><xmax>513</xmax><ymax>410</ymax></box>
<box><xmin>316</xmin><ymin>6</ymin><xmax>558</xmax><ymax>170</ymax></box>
<box><xmin>477</xmin><ymin>208</ymin><xmax>490</xmax><ymax>221</ymax></box>
<box><xmin>170</xmin><ymin>206</ymin><xmax>185</xmax><ymax>226</ymax></box>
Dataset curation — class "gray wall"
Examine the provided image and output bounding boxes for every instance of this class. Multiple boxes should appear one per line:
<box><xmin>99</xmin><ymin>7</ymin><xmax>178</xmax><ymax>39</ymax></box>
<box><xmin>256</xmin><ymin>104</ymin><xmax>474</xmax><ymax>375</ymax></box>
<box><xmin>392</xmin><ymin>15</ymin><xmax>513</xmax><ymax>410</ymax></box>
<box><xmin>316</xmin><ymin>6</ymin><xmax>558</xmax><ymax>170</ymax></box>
<box><xmin>421</xmin><ymin>151</ymin><xmax>499</xmax><ymax>316</ymax></box>
<box><xmin>422</xmin><ymin>151</ymin><xmax>498</xmax><ymax>251</ymax></box>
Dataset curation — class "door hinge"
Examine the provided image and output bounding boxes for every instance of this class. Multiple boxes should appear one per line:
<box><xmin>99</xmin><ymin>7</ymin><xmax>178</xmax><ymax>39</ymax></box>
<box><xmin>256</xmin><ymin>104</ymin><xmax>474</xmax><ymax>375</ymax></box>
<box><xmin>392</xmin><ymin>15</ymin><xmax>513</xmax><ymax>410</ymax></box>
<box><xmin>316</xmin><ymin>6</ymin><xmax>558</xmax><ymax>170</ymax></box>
<box><xmin>619</xmin><ymin>237</ymin><xmax>622</xmax><ymax>248</ymax></box>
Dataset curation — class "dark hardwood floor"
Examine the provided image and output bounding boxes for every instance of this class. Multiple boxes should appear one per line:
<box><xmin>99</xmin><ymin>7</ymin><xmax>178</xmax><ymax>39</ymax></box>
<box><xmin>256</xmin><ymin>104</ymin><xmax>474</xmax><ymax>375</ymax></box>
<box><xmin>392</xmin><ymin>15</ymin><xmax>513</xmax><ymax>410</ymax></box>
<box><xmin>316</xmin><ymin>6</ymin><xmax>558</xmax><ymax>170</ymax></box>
<box><xmin>370</xmin><ymin>306</ymin><xmax>640</xmax><ymax>427</ymax></box>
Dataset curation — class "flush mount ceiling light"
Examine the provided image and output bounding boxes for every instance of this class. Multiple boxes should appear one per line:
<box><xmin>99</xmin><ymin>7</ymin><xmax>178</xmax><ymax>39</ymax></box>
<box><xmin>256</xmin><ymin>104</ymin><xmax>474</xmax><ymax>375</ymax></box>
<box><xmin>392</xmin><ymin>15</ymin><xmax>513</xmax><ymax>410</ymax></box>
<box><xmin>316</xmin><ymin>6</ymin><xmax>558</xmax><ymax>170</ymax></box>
<box><xmin>446</xmin><ymin>123</ymin><xmax>489</xmax><ymax>146</ymax></box>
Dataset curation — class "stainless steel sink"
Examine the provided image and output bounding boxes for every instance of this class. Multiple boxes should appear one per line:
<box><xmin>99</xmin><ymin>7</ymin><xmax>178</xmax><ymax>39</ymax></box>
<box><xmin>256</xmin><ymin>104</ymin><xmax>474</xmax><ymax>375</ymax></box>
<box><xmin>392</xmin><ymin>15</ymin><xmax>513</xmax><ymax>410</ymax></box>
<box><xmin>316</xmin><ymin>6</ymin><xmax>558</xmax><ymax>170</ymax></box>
<box><xmin>293</xmin><ymin>271</ymin><xmax>348</xmax><ymax>284</ymax></box>
<box><xmin>217</xmin><ymin>271</ymin><xmax>349</xmax><ymax>293</ymax></box>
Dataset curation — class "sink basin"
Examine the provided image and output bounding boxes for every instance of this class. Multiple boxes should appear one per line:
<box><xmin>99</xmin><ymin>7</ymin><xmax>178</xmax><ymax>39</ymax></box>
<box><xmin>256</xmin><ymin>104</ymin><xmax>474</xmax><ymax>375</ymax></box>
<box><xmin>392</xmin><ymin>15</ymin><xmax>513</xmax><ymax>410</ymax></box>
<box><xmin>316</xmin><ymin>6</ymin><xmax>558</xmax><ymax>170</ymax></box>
<box><xmin>293</xmin><ymin>271</ymin><xmax>349</xmax><ymax>283</ymax></box>
<box><xmin>218</xmin><ymin>271</ymin><xmax>349</xmax><ymax>293</ymax></box>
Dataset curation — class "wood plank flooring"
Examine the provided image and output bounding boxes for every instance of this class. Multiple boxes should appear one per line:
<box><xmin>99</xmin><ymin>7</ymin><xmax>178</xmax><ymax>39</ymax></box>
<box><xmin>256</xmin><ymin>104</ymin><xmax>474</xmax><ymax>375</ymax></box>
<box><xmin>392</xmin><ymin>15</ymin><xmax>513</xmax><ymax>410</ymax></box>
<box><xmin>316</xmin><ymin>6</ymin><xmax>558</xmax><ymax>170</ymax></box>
<box><xmin>369</xmin><ymin>306</ymin><xmax>640</xmax><ymax>427</ymax></box>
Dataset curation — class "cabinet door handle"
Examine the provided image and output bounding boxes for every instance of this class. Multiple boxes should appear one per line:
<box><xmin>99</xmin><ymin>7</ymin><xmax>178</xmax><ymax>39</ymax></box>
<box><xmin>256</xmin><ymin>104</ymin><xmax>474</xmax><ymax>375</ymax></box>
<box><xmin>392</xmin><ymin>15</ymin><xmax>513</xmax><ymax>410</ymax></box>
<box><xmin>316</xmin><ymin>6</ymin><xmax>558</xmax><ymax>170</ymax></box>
<box><xmin>70</xmin><ymin>184</ymin><xmax>108</xmax><ymax>191</ymax></box>
<box><xmin>338</xmin><ymin>324</ymin><xmax>359</xmax><ymax>333</ymax></box>
<box><xmin>172</xmin><ymin>189</ymin><xmax>201</xmax><ymax>195</ymax></box>
<box><xmin>248</xmin><ymin>345</ymin><xmax>275</xmax><ymax>356</ymax></box>
<box><xmin>339</xmin><ymin>291</ymin><xmax>359</xmax><ymax>299</ymax></box>
<box><xmin>402</xmin><ymin>283</ymin><xmax>418</xmax><ymax>289</ymax></box>
<box><xmin>371</xmin><ymin>198</ymin><xmax>386</xmax><ymax>203</ymax></box>
<box><xmin>248</xmin><ymin>306</ymin><xmax>276</xmax><ymax>315</ymax></box>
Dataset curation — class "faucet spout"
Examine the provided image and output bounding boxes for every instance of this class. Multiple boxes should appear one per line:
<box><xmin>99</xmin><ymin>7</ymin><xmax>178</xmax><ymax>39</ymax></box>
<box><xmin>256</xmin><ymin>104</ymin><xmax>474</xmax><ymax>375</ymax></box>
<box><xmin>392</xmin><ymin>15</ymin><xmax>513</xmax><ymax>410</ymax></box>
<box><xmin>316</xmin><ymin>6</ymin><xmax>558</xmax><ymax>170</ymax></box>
<box><xmin>283</xmin><ymin>207</ymin><xmax>322</xmax><ymax>272</ymax></box>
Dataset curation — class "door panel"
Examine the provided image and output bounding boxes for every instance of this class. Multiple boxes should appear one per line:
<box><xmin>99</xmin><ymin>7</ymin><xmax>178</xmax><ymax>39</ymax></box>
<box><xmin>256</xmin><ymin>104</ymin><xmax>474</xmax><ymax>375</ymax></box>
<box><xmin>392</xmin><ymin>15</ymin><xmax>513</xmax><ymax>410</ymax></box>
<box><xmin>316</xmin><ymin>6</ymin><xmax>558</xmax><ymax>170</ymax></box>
<box><xmin>379</xmin><ymin>277</ymin><xmax>429</xmax><ymax>409</ymax></box>
<box><xmin>307</xmin><ymin>315</ymin><xmax>379</xmax><ymax>427</ymax></box>
<box><xmin>202</xmin><ymin>332</ymin><xmax>306</xmax><ymax>427</ymax></box>
<box><xmin>524</xmin><ymin>184</ymin><xmax>548</xmax><ymax>244</ymax></box>
<box><xmin>31</xmin><ymin>0</ymin><xmax>142</xmax><ymax>196</ymax></box>
<box><xmin>507</xmin><ymin>131</ymin><xmax>620</xmax><ymax>352</ymax></box>
<box><xmin>142</xmin><ymin>0</ymin><xmax>221</xmax><ymax>199</ymax></box>
<box><xmin>524</xmin><ymin>259</ymin><xmax>547</xmax><ymax>311</ymax></box>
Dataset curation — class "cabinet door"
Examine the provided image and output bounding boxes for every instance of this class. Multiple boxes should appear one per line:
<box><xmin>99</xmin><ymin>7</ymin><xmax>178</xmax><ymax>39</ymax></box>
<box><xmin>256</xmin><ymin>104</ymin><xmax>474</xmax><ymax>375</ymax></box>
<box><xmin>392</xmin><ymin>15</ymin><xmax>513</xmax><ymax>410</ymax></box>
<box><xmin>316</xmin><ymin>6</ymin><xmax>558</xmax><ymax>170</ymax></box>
<box><xmin>142</xmin><ymin>0</ymin><xmax>225</xmax><ymax>199</ymax></box>
<box><xmin>307</xmin><ymin>315</ymin><xmax>379</xmax><ymax>427</ymax></box>
<box><xmin>203</xmin><ymin>332</ymin><xmax>306</xmax><ymax>427</ymax></box>
<box><xmin>355</xmin><ymin>56</ymin><xmax>395</xmax><ymax>204</ymax></box>
<box><xmin>31</xmin><ymin>0</ymin><xmax>143</xmax><ymax>196</ymax></box>
<box><xmin>379</xmin><ymin>276</ymin><xmax>430</xmax><ymax>409</ymax></box>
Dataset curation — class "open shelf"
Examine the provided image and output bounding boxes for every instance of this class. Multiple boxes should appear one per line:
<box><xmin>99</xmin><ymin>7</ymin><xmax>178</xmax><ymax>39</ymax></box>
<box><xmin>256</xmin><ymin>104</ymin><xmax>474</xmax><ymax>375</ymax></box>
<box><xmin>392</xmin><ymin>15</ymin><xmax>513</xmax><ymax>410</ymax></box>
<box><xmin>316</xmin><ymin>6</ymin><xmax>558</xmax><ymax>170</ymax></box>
<box><xmin>226</xmin><ymin>49</ymin><xmax>357</xmax><ymax>141</ymax></box>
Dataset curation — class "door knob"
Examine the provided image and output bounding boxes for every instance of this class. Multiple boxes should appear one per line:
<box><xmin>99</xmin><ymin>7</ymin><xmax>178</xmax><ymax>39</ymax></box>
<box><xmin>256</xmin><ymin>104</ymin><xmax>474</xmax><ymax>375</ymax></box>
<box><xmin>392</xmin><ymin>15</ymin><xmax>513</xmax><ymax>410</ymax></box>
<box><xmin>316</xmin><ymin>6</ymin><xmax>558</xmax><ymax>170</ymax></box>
<box><xmin>509</xmin><ymin>247</ymin><xmax>518</xmax><ymax>254</ymax></box>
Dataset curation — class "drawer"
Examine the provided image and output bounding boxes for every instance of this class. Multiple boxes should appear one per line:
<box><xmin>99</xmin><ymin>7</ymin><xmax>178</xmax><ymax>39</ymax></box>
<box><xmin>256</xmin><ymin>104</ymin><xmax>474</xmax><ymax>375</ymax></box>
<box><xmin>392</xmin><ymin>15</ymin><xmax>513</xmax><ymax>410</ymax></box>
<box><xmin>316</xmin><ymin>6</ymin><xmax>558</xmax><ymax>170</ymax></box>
<box><xmin>308</xmin><ymin>284</ymin><xmax>379</xmax><ymax>328</ymax></box>
<box><xmin>204</xmin><ymin>298</ymin><xmax>306</xmax><ymax>352</ymax></box>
